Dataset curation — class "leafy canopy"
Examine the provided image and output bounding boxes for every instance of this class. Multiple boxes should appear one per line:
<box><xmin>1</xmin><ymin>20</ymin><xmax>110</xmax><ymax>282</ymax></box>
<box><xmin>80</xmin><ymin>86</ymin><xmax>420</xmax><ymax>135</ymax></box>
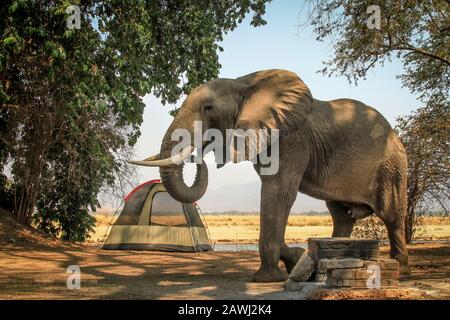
<box><xmin>0</xmin><ymin>0</ymin><xmax>270</xmax><ymax>239</ymax></box>
<box><xmin>302</xmin><ymin>0</ymin><xmax>449</xmax><ymax>101</ymax></box>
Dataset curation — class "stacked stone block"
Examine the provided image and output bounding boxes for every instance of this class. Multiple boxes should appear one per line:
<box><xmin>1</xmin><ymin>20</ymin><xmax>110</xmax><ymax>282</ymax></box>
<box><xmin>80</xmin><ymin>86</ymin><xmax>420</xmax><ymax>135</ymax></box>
<box><xmin>308</xmin><ymin>238</ymin><xmax>379</xmax><ymax>282</ymax></box>
<box><xmin>321</xmin><ymin>258</ymin><xmax>399</xmax><ymax>288</ymax></box>
<box><xmin>307</xmin><ymin>237</ymin><xmax>399</xmax><ymax>288</ymax></box>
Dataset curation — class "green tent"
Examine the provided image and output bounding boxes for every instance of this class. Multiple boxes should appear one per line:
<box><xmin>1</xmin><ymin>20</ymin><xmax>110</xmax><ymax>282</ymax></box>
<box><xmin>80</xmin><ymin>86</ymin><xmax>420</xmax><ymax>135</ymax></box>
<box><xmin>103</xmin><ymin>180</ymin><xmax>212</xmax><ymax>252</ymax></box>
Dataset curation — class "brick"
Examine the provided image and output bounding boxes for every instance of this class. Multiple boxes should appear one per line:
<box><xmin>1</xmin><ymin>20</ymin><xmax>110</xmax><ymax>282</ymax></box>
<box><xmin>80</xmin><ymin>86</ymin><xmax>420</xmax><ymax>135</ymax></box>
<box><xmin>327</xmin><ymin>278</ymin><xmax>399</xmax><ymax>288</ymax></box>
<box><xmin>315</xmin><ymin>272</ymin><xmax>327</xmax><ymax>282</ymax></box>
<box><xmin>358</xmin><ymin>269</ymin><xmax>399</xmax><ymax>280</ymax></box>
<box><xmin>329</xmin><ymin>269</ymin><xmax>357</xmax><ymax>280</ymax></box>
<box><xmin>381</xmin><ymin>271</ymin><xmax>399</xmax><ymax>280</ymax></box>
<box><xmin>364</xmin><ymin>259</ymin><xmax>399</xmax><ymax>270</ymax></box>
<box><xmin>327</xmin><ymin>279</ymin><xmax>367</xmax><ymax>288</ymax></box>
<box><xmin>329</xmin><ymin>269</ymin><xmax>400</xmax><ymax>280</ymax></box>
<box><xmin>319</xmin><ymin>258</ymin><xmax>365</xmax><ymax>270</ymax></box>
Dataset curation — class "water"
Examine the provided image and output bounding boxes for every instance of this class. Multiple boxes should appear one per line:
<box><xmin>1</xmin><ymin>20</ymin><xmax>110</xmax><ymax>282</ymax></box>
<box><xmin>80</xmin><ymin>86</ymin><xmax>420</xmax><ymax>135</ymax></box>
<box><xmin>211</xmin><ymin>239</ymin><xmax>449</xmax><ymax>252</ymax></box>
<box><xmin>212</xmin><ymin>242</ymin><xmax>307</xmax><ymax>252</ymax></box>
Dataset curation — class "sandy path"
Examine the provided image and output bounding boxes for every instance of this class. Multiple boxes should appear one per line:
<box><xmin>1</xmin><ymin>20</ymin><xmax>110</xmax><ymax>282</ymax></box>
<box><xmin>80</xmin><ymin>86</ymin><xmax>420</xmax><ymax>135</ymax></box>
<box><xmin>0</xmin><ymin>243</ymin><xmax>448</xmax><ymax>299</ymax></box>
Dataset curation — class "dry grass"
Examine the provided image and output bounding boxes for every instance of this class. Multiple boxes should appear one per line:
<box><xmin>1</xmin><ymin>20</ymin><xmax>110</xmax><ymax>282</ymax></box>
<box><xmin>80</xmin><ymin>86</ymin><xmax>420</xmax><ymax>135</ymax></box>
<box><xmin>93</xmin><ymin>213</ymin><xmax>117</xmax><ymax>226</ymax></box>
<box><xmin>203</xmin><ymin>214</ymin><xmax>332</xmax><ymax>227</ymax></box>
<box><xmin>91</xmin><ymin>212</ymin><xmax>450</xmax><ymax>244</ymax></box>
<box><xmin>93</xmin><ymin>211</ymin><xmax>450</xmax><ymax>227</ymax></box>
<box><xmin>421</xmin><ymin>216</ymin><xmax>450</xmax><ymax>225</ymax></box>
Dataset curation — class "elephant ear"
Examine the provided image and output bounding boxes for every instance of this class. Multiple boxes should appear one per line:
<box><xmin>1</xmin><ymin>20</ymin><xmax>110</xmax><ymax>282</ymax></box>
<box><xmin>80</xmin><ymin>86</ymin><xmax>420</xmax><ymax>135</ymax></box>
<box><xmin>229</xmin><ymin>70</ymin><xmax>314</xmax><ymax>163</ymax></box>
<box><xmin>234</xmin><ymin>69</ymin><xmax>313</xmax><ymax>135</ymax></box>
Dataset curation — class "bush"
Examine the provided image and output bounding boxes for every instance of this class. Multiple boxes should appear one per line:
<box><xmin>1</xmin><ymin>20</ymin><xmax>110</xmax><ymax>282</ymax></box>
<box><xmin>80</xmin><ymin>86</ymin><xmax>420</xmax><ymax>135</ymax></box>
<box><xmin>32</xmin><ymin>206</ymin><xmax>95</xmax><ymax>242</ymax></box>
<box><xmin>352</xmin><ymin>216</ymin><xmax>388</xmax><ymax>240</ymax></box>
<box><xmin>352</xmin><ymin>215</ymin><xmax>426</xmax><ymax>241</ymax></box>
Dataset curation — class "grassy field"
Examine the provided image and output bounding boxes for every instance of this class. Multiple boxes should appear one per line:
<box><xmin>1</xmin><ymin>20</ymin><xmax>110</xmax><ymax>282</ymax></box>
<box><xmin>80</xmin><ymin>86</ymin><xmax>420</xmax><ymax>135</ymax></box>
<box><xmin>91</xmin><ymin>213</ymin><xmax>450</xmax><ymax>244</ymax></box>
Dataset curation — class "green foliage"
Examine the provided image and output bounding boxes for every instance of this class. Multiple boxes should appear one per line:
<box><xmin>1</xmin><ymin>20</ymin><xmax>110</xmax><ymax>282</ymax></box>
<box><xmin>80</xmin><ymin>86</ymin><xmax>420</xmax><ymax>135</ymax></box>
<box><xmin>0</xmin><ymin>0</ymin><xmax>270</xmax><ymax>239</ymax></box>
<box><xmin>302</xmin><ymin>0</ymin><xmax>449</xmax><ymax>101</ymax></box>
<box><xmin>32</xmin><ymin>205</ymin><xmax>96</xmax><ymax>242</ymax></box>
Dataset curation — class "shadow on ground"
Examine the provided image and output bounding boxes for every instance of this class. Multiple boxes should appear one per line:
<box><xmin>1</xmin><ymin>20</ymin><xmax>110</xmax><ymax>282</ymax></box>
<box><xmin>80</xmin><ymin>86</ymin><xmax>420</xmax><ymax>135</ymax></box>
<box><xmin>0</xmin><ymin>246</ymin><xmax>295</xmax><ymax>299</ymax></box>
<box><xmin>0</xmin><ymin>241</ymin><xmax>449</xmax><ymax>299</ymax></box>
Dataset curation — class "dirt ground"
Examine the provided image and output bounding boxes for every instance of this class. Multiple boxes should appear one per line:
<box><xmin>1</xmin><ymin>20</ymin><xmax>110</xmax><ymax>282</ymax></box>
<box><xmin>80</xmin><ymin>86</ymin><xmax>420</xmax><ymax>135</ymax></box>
<box><xmin>0</xmin><ymin>242</ymin><xmax>448</xmax><ymax>300</ymax></box>
<box><xmin>0</xmin><ymin>208</ymin><xmax>449</xmax><ymax>300</ymax></box>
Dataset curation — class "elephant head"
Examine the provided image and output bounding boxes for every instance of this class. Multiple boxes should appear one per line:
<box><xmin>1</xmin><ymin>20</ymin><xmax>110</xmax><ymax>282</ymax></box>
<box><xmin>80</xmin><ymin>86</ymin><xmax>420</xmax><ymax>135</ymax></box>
<box><xmin>130</xmin><ymin>69</ymin><xmax>313</xmax><ymax>203</ymax></box>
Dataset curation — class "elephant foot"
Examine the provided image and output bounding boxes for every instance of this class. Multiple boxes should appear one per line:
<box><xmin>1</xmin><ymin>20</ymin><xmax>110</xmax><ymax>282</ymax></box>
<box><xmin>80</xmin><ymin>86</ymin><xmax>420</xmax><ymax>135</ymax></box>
<box><xmin>399</xmin><ymin>262</ymin><xmax>411</xmax><ymax>276</ymax></box>
<box><xmin>280</xmin><ymin>247</ymin><xmax>305</xmax><ymax>274</ymax></box>
<box><xmin>394</xmin><ymin>255</ymin><xmax>411</xmax><ymax>275</ymax></box>
<box><xmin>251</xmin><ymin>267</ymin><xmax>287</xmax><ymax>283</ymax></box>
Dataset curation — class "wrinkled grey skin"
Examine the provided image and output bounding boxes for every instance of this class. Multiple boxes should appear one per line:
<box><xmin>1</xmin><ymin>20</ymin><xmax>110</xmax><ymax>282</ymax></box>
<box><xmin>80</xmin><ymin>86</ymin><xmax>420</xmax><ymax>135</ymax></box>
<box><xmin>143</xmin><ymin>70</ymin><xmax>410</xmax><ymax>282</ymax></box>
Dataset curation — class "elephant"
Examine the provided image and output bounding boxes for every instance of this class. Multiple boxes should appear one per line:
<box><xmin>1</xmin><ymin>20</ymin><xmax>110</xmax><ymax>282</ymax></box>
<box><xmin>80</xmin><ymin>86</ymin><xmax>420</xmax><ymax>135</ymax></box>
<box><xmin>131</xmin><ymin>69</ymin><xmax>410</xmax><ymax>282</ymax></box>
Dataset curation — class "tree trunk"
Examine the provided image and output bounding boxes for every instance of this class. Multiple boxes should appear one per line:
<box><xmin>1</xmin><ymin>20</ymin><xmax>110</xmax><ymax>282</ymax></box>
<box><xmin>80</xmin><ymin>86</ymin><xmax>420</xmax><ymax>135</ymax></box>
<box><xmin>15</xmin><ymin>157</ymin><xmax>45</xmax><ymax>225</ymax></box>
<box><xmin>13</xmin><ymin>104</ymin><xmax>56</xmax><ymax>225</ymax></box>
<box><xmin>405</xmin><ymin>204</ymin><xmax>415</xmax><ymax>244</ymax></box>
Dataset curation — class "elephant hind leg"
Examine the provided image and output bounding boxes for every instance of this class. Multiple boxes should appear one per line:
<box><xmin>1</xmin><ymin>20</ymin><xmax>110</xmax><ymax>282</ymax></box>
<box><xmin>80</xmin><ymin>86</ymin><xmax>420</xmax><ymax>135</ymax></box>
<box><xmin>376</xmin><ymin>166</ymin><xmax>410</xmax><ymax>275</ymax></box>
<box><xmin>379</xmin><ymin>210</ymin><xmax>410</xmax><ymax>275</ymax></box>
<box><xmin>326</xmin><ymin>201</ymin><xmax>356</xmax><ymax>237</ymax></box>
<box><xmin>385</xmin><ymin>223</ymin><xmax>410</xmax><ymax>275</ymax></box>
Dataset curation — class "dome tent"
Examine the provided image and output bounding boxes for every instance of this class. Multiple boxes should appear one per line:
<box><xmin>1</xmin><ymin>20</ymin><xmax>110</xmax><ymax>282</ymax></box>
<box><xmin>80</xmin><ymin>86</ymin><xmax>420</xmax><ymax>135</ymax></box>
<box><xmin>102</xmin><ymin>180</ymin><xmax>212</xmax><ymax>252</ymax></box>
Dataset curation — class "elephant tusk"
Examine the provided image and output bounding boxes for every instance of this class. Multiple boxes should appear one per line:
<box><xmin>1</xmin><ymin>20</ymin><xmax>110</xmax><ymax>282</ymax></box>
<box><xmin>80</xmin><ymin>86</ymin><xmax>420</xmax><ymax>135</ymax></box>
<box><xmin>143</xmin><ymin>154</ymin><xmax>160</xmax><ymax>161</ymax></box>
<box><xmin>128</xmin><ymin>146</ymin><xmax>195</xmax><ymax>167</ymax></box>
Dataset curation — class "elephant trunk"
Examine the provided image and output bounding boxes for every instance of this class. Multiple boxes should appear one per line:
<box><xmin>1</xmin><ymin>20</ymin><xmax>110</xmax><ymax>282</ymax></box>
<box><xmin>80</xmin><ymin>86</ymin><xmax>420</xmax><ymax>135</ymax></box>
<box><xmin>158</xmin><ymin>110</ymin><xmax>208</xmax><ymax>203</ymax></box>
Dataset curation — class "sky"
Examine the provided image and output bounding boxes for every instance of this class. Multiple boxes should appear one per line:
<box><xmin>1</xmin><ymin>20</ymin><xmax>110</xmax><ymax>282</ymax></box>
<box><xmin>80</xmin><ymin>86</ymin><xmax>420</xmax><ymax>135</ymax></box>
<box><xmin>130</xmin><ymin>1</ymin><xmax>422</xmax><ymax>203</ymax></box>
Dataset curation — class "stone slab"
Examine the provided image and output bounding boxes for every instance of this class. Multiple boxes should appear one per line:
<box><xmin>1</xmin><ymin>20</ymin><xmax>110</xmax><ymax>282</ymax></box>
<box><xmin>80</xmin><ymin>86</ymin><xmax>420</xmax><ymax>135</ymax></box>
<box><xmin>312</xmin><ymin>248</ymin><xmax>379</xmax><ymax>261</ymax></box>
<box><xmin>308</xmin><ymin>237</ymin><xmax>379</xmax><ymax>250</ymax></box>
<box><xmin>284</xmin><ymin>280</ymin><xmax>311</xmax><ymax>291</ymax></box>
<box><xmin>308</xmin><ymin>238</ymin><xmax>380</xmax><ymax>262</ymax></box>
<box><xmin>283</xmin><ymin>279</ymin><xmax>324</xmax><ymax>300</ymax></box>
<box><xmin>289</xmin><ymin>252</ymin><xmax>316</xmax><ymax>282</ymax></box>
<box><xmin>319</xmin><ymin>258</ymin><xmax>365</xmax><ymax>270</ymax></box>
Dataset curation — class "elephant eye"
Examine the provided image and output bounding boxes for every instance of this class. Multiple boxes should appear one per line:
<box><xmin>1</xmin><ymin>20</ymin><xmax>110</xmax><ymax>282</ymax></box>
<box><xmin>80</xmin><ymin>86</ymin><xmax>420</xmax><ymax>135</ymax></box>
<box><xmin>203</xmin><ymin>105</ymin><xmax>213</xmax><ymax>112</ymax></box>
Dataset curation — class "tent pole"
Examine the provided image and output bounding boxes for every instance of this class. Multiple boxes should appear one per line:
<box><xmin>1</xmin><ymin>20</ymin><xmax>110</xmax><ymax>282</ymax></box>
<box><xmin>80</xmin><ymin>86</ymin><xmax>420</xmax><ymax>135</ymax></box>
<box><xmin>183</xmin><ymin>204</ymin><xmax>198</xmax><ymax>252</ymax></box>
<box><xmin>196</xmin><ymin>204</ymin><xmax>213</xmax><ymax>251</ymax></box>
<box><xmin>99</xmin><ymin>203</ymin><xmax>123</xmax><ymax>248</ymax></box>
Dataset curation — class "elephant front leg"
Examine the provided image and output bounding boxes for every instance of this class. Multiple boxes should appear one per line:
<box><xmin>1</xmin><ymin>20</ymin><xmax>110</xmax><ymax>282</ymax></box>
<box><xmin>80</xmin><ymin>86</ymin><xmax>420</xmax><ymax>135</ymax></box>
<box><xmin>251</xmin><ymin>137</ymin><xmax>308</xmax><ymax>282</ymax></box>
<box><xmin>252</xmin><ymin>190</ymin><xmax>287</xmax><ymax>282</ymax></box>
<box><xmin>252</xmin><ymin>177</ymin><xmax>301</xmax><ymax>282</ymax></box>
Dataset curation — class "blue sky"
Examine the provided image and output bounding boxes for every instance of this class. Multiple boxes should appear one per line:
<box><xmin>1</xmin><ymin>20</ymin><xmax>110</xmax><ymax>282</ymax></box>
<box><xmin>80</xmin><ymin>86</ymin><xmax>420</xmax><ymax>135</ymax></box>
<box><xmin>131</xmin><ymin>1</ymin><xmax>422</xmax><ymax>200</ymax></box>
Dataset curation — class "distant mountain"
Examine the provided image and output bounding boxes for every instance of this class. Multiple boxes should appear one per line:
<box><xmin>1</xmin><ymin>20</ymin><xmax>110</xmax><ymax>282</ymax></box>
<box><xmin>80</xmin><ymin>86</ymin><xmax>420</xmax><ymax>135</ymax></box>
<box><xmin>197</xmin><ymin>181</ymin><xmax>328</xmax><ymax>213</ymax></box>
